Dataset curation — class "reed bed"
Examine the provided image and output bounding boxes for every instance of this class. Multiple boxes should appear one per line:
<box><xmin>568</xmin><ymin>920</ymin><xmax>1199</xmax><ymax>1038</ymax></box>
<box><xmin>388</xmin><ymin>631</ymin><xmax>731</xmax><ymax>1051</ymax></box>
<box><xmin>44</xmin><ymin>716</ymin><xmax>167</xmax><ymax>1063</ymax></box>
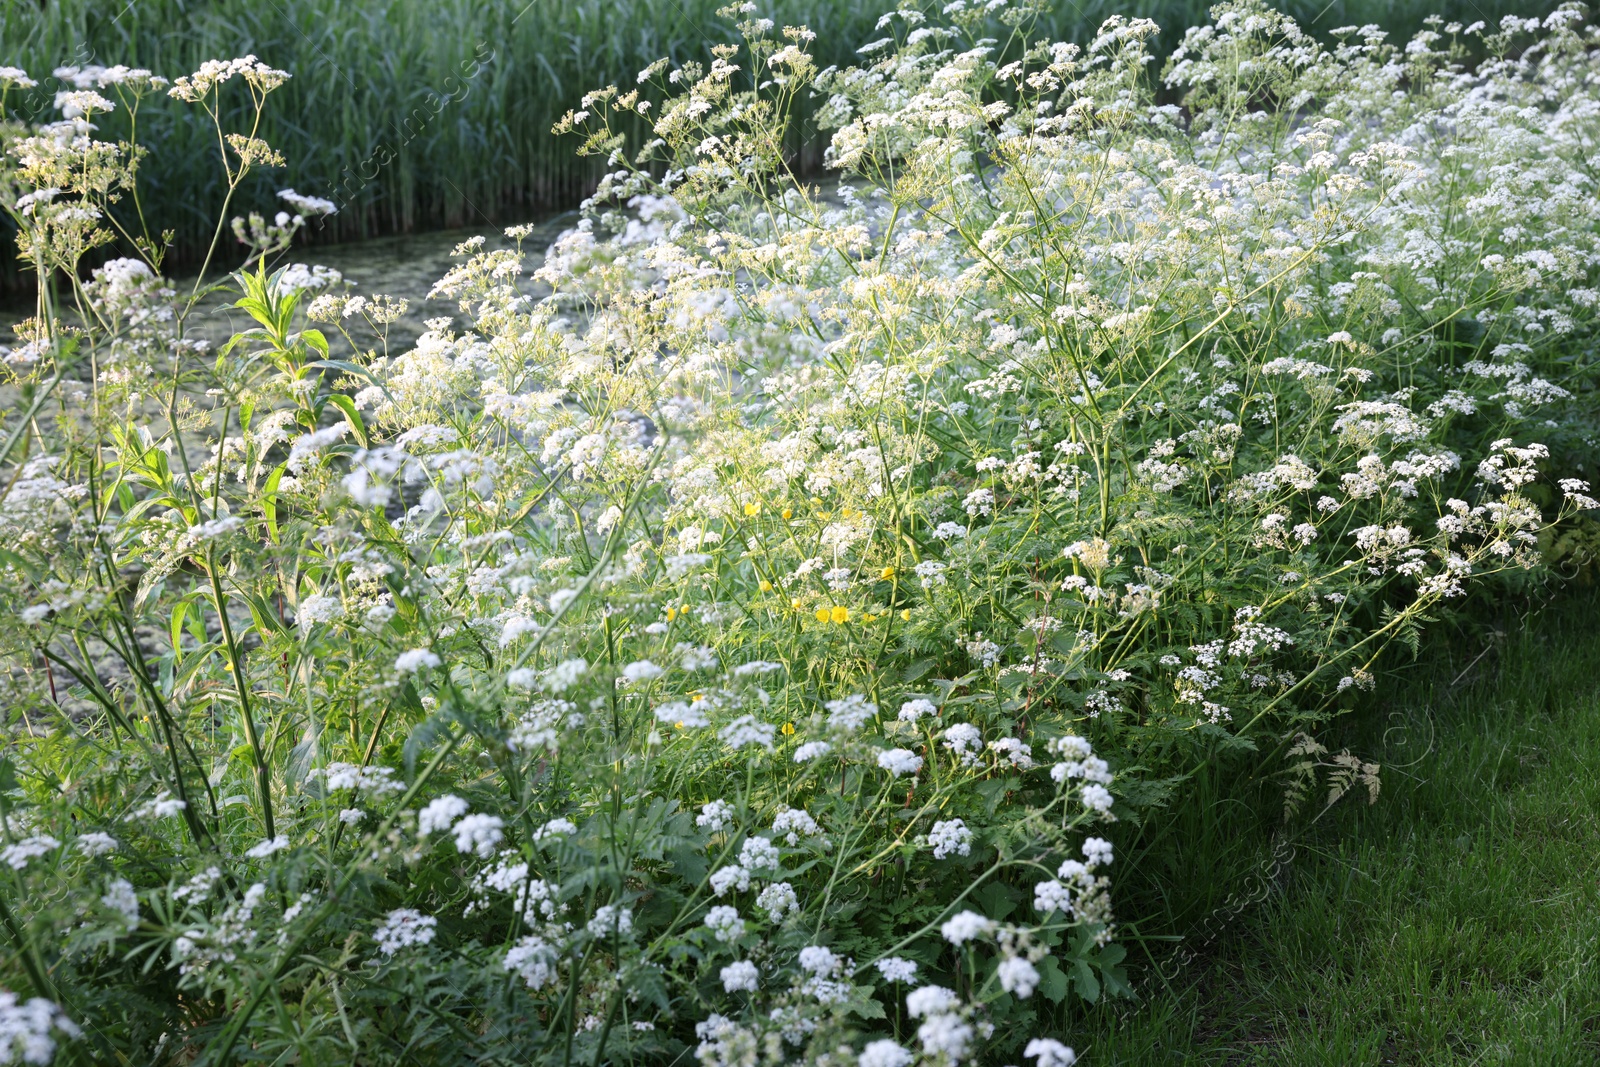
<box><xmin>0</xmin><ymin>0</ymin><xmax>1561</xmax><ymax>290</ymax></box>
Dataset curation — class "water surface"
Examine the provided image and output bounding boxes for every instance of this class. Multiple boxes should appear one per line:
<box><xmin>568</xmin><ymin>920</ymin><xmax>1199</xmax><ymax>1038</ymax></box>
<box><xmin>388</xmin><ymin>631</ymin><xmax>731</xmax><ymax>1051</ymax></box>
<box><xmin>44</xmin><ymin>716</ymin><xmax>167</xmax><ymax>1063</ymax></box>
<box><xmin>1</xmin><ymin>211</ymin><xmax>577</xmax><ymax>351</ymax></box>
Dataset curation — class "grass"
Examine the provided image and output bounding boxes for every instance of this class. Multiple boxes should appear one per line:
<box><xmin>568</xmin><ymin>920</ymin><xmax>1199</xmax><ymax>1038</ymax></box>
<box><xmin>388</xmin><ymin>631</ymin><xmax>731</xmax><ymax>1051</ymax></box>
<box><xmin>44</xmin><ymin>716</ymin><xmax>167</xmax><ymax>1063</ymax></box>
<box><xmin>0</xmin><ymin>0</ymin><xmax>1563</xmax><ymax>293</ymax></box>
<box><xmin>1081</xmin><ymin>586</ymin><xmax>1600</xmax><ymax>1064</ymax></box>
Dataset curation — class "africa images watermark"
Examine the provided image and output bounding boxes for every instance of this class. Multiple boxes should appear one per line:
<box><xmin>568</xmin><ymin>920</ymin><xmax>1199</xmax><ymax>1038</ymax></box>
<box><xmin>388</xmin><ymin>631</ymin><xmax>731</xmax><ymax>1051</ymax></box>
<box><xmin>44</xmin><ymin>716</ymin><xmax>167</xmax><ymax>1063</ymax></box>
<box><xmin>323</xmin><ymin>39</ymin><xmax>497</xmax><ymax>221</ymax></box>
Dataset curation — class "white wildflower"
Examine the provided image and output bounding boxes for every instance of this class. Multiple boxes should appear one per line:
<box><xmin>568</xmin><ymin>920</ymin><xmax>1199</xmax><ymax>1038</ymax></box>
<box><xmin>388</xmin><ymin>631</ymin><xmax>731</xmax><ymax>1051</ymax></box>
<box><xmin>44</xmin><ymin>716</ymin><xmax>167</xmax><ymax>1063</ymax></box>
<box><xmin>1025</xmin><ymin>1038</ymin><xmax>1078</xmax><ymax>1067</ymax></box>
<box><xmin>452</xmin><ymin>814</ymin><xmax>505</xmax><ymax>858</ymax></box>
<box><xmin>997</xmin><ymin>956</ymin><xmax>1040</xmax><ymax>998</ymax></box>
<box><xmin>704</xmin><ymin>905</ymin><xmax>744</xmax><ymax>942</ymax></box>
<box><xmin>697</xmin><ymin>800</ymin><xmax>736</xmax><ymax>832</ymax></box>
<box><xmin>875</xmin><ymin>957</ymin><xmax>918</xmax><ymax>983</ymax></box>
<box><xmin>858</xmin><ymin>1039</ymin><xmax>914</xmax><ymax>1067</ymax></box>
<box><xmin>417</xmin><ymin>795</ymin><xmax>470</xmax><ymax>836</ymax></box>
<box><xmin>939</xmin><ymin>909</ymin><xmax>994</xmax><ymax>945</ymax></box>
<box><xmin>756</xmin><ymin>881</ymin><xmax>798</xmax><ymax>922</ymax></box>
<box><xmin>1</xmin><ymin>836</ymin><xmax>58</xmax><ymax>871</ymax></box>
<box><xmin>928</xmin><ymin>819</ymin><xmax>972</xmax><ymax>859</ymax></box>
<box><xmin>877</xmin><ymin>748</ymin><xmax>924</xmax><ymax>777</ymax></box>
<box><xmin>720</xmin><ymin>960</ymin><xmax>759</xmax><ymax>992</ymax></box>
<box><xmin>373</xmin><ymin>909</ymin><xmax>437</xmax><ymax>956</ymax></box>
<box><xmin>393</xmin><ymin>648</ymin><xmax>441</xmax><ymax>673</ymax></box>
<box><xmin>74</xmin><ymin>833</ymin><xmax>118</xmax><ymax>857</ymax></box>
<box><xmin>244</xmin><ymin>836</ymin><xmax>288</xmax><ymax>859</ymax></box>
<box><xmin>101</xmin><ymin>878</ymin><xmax>140</xmax><ymax>933</ymax></box>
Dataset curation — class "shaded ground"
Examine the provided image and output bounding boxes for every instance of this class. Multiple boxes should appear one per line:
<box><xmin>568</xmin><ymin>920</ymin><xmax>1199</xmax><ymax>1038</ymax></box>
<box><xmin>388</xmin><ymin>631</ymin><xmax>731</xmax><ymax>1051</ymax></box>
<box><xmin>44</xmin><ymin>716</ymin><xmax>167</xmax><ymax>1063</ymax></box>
<box><xmin>1086</xmin><ymin>589</ymin><xmax>1600</xmax><ymax>1066</ymax></box>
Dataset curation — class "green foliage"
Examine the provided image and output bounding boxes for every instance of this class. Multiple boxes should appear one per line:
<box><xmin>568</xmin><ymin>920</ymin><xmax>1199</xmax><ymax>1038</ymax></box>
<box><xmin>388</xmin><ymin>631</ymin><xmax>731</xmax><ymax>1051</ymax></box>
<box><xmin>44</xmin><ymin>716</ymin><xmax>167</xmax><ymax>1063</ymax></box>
<box><xmin>0</xmin><ymin>3</ymin><xmax>1597</xmax><ymax>1066</ymax></box>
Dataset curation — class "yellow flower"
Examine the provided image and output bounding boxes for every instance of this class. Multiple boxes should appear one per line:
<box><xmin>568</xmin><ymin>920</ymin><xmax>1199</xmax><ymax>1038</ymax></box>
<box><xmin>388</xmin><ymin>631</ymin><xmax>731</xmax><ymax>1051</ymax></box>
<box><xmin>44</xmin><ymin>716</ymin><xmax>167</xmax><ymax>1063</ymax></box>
<box><xmin>880</xmin><ymin>565</ymin><xmax>895</xmax><ymax>580</ymax></box>
<box><xmin>782</xmin><ymin>508</ymin><xmax>793</xmax><ymax>520</ymax></box>
<box><xmin>830</xmin><ymin>605</ymin><xmax>850</xmax><ymax>624</ymax></box>
<box><xmin>744</xmin><ymin>501</ymin><xmax>761</xmax><ymax>516</ymax></box>
<box><xmin>815</xmin><ymin>607</ymin><xmax>831</xmax><ymax>623</ymax></box>
<box><xmin>900</xmin><ymin>609</ymin><xmax>911</xmax><ymax>621</ymax></box>
<box><xmin>780</xmin><ymin>722</ymin><xmax>795</xmax><ymax>736</ymax></box>
<box><xmin>793</xmin><ymin>598</ymin><xmax>805</xmax><ymax>610</ymax></box>
<box><xmin>665</xmin><ymin>606</ymin><xmax>677</xmax><ymax>622</ymax></box>
<box><xmin>759</xmin><ymin>580</ymin><xmax>773</xmax><ymax>592</ymax></box>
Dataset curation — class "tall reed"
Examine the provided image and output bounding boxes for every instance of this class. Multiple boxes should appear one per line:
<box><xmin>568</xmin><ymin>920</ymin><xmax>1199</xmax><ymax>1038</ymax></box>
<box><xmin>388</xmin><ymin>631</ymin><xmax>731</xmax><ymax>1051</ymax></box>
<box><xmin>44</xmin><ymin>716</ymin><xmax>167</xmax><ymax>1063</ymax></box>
<box><xmin>0</xmin><ymin>0</ymin><xmax>1561</xmax><ymax>294</ymax></box>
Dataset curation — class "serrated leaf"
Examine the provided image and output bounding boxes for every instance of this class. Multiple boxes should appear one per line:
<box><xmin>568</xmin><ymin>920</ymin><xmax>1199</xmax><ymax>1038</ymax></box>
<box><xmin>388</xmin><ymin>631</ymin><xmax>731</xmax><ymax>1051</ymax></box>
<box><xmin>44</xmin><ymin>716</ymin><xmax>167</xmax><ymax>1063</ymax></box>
<box><xmin>845</xmin><ymin>984</ymin><xmax>886</xmax><ymax>1020</ymax></box>
<box><xmin>973</xmin><ymin>880</ymin><xmax>1020</xmax><ymax>922</ymax></box>
<box><xmin>1036</xmin><ymin>955</ymin><xmax>1069</xmax><ymax>1004</ymax></box>
<box><xmin>1072</xmin><ymin>958</ymin><xmax>1101</xmax><ymax>1002</ymax></box>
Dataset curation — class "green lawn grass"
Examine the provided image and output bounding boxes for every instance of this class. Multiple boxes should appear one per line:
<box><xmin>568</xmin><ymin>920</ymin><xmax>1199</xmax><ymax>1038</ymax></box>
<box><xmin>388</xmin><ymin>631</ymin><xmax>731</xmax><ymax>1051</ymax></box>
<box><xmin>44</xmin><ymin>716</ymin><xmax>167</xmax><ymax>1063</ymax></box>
<box><xmin>1086</xmin><ymin>589</ymin><xmax>1600</xmax><ymax>1065</ymax></box>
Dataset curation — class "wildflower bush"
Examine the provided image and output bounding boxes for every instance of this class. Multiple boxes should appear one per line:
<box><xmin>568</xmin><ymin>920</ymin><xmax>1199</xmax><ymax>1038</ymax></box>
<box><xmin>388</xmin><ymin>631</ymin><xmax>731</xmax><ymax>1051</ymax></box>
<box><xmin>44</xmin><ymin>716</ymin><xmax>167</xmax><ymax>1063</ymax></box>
<box><xmin>2</xmin><ymin>3</ymin><xmax>1599</xmax><ymax>1064</ymax></box>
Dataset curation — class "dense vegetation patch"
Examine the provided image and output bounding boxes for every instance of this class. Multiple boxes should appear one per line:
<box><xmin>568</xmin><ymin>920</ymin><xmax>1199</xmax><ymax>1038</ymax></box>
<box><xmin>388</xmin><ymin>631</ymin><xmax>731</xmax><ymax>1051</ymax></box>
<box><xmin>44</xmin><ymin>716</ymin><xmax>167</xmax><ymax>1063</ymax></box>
<box><xmin>0</xmin><ymin>0</ymin><xmax>1561</xmax><ymax>290</ymax></box>
<box><xmin>0</xmin><ymin>2</ymin><xmax>1597</xmax><ymax>1064</ymax></box>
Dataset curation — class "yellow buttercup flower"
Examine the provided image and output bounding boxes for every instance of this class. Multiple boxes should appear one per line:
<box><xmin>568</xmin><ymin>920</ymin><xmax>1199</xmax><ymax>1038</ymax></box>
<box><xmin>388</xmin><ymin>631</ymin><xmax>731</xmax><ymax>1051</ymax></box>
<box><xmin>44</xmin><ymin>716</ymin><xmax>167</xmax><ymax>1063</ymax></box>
<box><xmin>759</xmin><ymin>580</ymin><xmax>773</xmax><ymax>592</ymax></box>
<box><xmin>780</xmin><ymin>722</ymin><xmax>795</xmax><ymax>736</ymax></box>
<box><xmin>782</xmin><ymin>508</ymin><xmax>793</xmax><ymax>520</ymax></box>
<box><xmin>830</xmin><ymin>605</ymin><xmax>850</xmax><ymax>624</ymax></box>
<box><xmin>880</xmin><ymin>565</ymin><xmax>895</xmax><ymax>580</ymax></box>
<box><xmin>900</xmin><ymin>609</ymin><xmax>911</xmax><ymax>621</ymax></box>
<box><xmin>815</xmin><ymin>607</ymin><xmax>831</xmax><ymax>623</ymax></box>
<box><xmin>744</xmin><ymin>501</ymin><xmax>761</xmax><ymax>516</ymax></box>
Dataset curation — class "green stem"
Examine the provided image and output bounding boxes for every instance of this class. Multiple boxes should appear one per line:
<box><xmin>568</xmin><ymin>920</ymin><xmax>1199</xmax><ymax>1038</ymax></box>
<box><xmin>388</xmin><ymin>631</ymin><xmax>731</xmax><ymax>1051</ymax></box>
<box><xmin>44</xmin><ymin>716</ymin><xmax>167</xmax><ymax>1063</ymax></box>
<box><xmin>206</xmin><ymin>553</ymin><xmax>275</xmax><ymax>841</ymax></box>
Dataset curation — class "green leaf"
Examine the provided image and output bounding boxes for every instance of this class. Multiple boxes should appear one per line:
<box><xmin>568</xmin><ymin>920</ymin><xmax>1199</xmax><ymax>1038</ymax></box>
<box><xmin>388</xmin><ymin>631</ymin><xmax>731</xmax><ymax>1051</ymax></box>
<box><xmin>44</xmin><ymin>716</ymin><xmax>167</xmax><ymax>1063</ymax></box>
<box><xmin>326</xmin><ymin>393</ymin><xmax>370</xmax><ymax>447</ymax></box>
<box><xmin>262</xmin><ymin>463</ymin><xmax>286</xmax><ymax>544</ymax></box>
<box><xmin>666</xmin><ymin>846</ymin><xmax>708</xmax><ymax>884</ymax></box>
<box><xmin>300</xmin><ymin>328</ymin><xmax>330</xmax><ymax>361</ymax></box>
<box><xmin>845</xmin><ymin>984</ymin><xmax>886</xmax><ymax>1020</ymax></box>
<box><xmin>404</xmin><ymin>706</ymin><xmax>454</xmax><ymax>776</ymax></box>
<box><xmin>1095</xmin><ymin>943</ymin><xmax>1134</xmax><ymax>1000</ymax></box>
<box><xmin>1036</xmin><ymin>955</ymin><xmax>1069</xmax><ymax>1004</ymax></box>
<box><xmin>169</xmin><ymin>598</ymin><xmax>190</xmax><ymax>653</ymax></box>
<box><xmin>218</xmin><ymin>327</ymin><xmax>271</xmax><ymax>358</ymax></box>
<box><xmin>973</xmin><ymin>880</ymin><xmax>1020</xmax><ymax>922</ymax></box>
<box><xmin>975</xmin><ymin>776</ymin><xmax>1014</xmax><ymax>813</ymax></box>
<box><xmin>1072</xmin><ymin>957</ymin><xmax>1101</xmax><ymax>1002</ymax></box>
<box><xmin>286</xmin><ymin>716</ymin><xmax>320</xmax><ymax>792</ymax></box>
<box><xmin>239</xmin><ymin>590</ymin><xmax>291</xmax><ymax>640</ymax></box>
<box><xmin>306</xmin><ymin>359</ymin><xmax>386</xmax><ymax>390</ymax></box>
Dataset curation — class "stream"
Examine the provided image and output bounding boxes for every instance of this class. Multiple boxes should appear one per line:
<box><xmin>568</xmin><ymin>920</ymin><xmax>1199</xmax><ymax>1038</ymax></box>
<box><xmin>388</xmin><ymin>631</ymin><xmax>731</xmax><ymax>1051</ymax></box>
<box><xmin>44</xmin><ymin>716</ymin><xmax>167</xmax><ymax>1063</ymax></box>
<box><xmin>0</xmin><ymin>210</ymin><xmax>578</xmax><ymax>351</ymax></box>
